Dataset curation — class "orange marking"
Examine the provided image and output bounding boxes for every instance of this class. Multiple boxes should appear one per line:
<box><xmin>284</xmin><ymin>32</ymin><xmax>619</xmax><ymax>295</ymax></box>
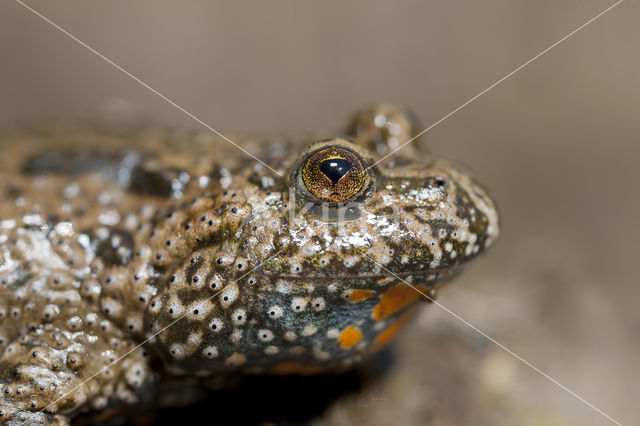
<box><xmin>372</xmin><ymin>283</ymin><xmax>426</xmax><ymax>320</ymax></box>
<box><xmin>374</xmin><ymin>306</ymin><xmax>417</xmax><ymax>349</ymax></box>
<box><xmin>339</xmin><ymin>326</ymin><xmax>363</xmax><ymax>349</ymax></box>
<box><xmin>347</xmin><ymin>289</ymin><xmax>374</xmax><ymax>302</ymax></box>
<box><xmin>270</xmin><ymin>362</ymin><xmax>327</xmax><ymax>375</ymax></box>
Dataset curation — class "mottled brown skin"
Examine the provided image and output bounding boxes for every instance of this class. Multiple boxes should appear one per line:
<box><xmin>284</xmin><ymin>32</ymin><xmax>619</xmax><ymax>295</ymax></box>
<box><xmin>0</xmin><ymin>104</ymin><xmax>498</xmax><ymax>424</ymax></box>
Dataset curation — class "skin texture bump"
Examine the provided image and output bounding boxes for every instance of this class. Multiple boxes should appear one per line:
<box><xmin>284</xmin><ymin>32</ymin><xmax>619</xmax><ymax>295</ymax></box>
<box><xmin>0</xmin><ymin>103</ymin><xmax>498</xmax><ymax>424</ymax></box>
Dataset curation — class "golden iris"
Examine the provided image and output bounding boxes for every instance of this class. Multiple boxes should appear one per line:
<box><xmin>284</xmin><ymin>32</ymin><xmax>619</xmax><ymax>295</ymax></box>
<box><xmin>301</xmin><ymin>147</ymin><xmax>367</xmax><ymax>202</ymax></box>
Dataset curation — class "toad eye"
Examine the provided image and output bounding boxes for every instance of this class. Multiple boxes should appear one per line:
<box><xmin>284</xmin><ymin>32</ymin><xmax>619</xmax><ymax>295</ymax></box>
<box><xmin>301</xmin><ymin>146</ymin><xmax>368</xmax><ymax>202</ymax></box>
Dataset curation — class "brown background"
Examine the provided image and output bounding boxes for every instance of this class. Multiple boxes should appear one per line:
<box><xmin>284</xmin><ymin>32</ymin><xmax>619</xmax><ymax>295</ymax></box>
<box><xmin>1</xmin><ymin>1</ymin><xmax>638</xmax><ymax>425</ymax></box>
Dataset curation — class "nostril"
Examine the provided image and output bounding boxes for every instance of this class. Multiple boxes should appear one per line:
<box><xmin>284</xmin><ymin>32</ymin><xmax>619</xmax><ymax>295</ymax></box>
<box><xmin>433</xmin><ymin>177</ymin><xmax>447</xmax><ymax>188</ymax></box>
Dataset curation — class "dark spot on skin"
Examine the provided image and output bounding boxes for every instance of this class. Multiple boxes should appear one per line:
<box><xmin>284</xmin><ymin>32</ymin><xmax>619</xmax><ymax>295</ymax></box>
<box><xmin>96</xmin><ymin>229</ymin><xmax>134</xmax><ymax>266</ymax></box>
<box><xmin>129</xmin><ymin>166</ymin><xmax>187</xmax><ymax>197</ymax></box>
<box><xmin>23</xmin><ymin>151</ymin><xmax>124</xmax><ymax>176</ymax></box>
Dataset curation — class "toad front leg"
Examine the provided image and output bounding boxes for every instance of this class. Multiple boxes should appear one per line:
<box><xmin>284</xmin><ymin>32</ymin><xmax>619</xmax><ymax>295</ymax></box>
<box><xmin>0</xmin><ymin>201</ymin><xmax>156</xmax><ymax>423</ymax></box>
<box><xmin>0</xmin><ymin>317</ymin><xmax>153</xmax><ymax>425</ymax></box>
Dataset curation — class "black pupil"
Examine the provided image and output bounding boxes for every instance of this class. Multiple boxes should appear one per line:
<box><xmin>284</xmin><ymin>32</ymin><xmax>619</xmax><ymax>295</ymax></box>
<box><xmin>319</xmin><ymin>158</ymin><xmax>352</xmax><ymax>184</ymax></box>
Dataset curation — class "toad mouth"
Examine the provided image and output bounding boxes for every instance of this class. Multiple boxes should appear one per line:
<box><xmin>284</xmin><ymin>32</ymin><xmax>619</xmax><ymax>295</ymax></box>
<box><xmin>265</xmin><ymin>263</ymin><xmax>460</xmax><ymax>281</ymax></box>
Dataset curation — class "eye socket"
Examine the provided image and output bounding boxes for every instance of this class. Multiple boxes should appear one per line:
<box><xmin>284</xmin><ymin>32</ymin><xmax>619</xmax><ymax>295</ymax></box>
<box><xmin>301</xmin><ymin>147</ymin><xmax>368</xmax><ymax>202</ymax></box>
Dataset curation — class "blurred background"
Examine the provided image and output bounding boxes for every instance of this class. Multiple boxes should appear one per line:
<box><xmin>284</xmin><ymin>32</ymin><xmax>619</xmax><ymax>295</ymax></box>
<box><xmin>1</xmin><ymin>1</ymin><xmax>638</xmax><ymax>425</ymax></box>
